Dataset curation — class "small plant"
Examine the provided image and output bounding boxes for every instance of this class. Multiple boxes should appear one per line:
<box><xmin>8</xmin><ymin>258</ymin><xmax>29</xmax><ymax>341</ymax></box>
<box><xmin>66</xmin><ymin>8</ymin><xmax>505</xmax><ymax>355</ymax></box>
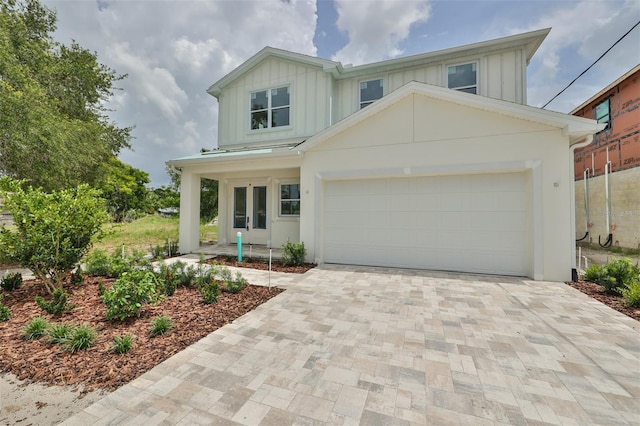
<box><xmin>102</xmin><ymin>270</ymin><xmax>161</xmax><ymax>321</ymax></box>
<box><xmin>223</xmin><ymin>270</ymin><xmax>247</xmax><ymax>294</ymax></box>
<box><xmin>62</xmin><ymin>323</ymin><xmax>97</xmax><ymax>352</ymax></box>
<box><xmin>22</xmin><ymin>316</ymin><xmax>50</xmax><ymax>340</ymax></box>
<box><xmin>83</xmin><ymin>249</ymin><xmax>111</xmax><ymax>276</ymax></box>
<box><xmin>35</xmin><ymin>287</ymin><xmax>76</xmax><ymax>316</ymax></box>
<box><xmin>1</xmin><ymin>272</ymin><xmax>22</xmax><ymax>291</ymax></box>
<box><xmin>0</xmin><ymin>294</ymin><xmax>10</xmax><ymax>322</ymax></box>
<box><xmin>46</xmin><ymin>322</ymin><xmax>74</xmax><ymax>344</ymax></box>
<box><xmin>110</xmin><ymin>334</ymin><xmax>135</xmax><ymax>354</ymax></box>
<box><xmin>198</xmin><ymin>279</ymin><xmax>220</xmax><ymax>304</ymax></box>
<box><xmin>70</xmin><ymin>269</ymin><xmax>84</xmax><ymax>286</ymax></box>
<box><xmin>621</xmin><ymin>280</ymin><xmax>640</xmax><ymax>308</ymax></box>
<box><xmin>584</xmin><ymin>258</ymin><xmax>640</xmax><ymax>294</ymax></box>
<box><xmin>97</xmin><ymin>279</ymin><xmax>106</xmax><ymax>297</ymax></box>
<box><xmin>282</xmin><ymin>241</ymin><xmax>306</xmax><ymax>266</ymax></box>
<box><xmin>150</xmin><ymin>315</ymin><xmax>173</xmax><ymax>336</ymax></box>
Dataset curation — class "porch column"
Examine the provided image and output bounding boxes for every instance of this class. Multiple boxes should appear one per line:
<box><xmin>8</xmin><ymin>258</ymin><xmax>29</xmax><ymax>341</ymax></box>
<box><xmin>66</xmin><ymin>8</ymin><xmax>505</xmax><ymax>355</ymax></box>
<box><xmin>179</xmin><ymin>171</ymin><xmax>201</xmax><ymax>254</ymax></box>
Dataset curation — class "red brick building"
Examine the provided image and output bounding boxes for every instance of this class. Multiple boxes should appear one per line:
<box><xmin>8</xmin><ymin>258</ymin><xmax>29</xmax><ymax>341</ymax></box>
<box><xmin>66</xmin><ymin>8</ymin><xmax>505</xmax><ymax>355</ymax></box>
<box><xmin>573</xmin><ymin>65</ymin><xmax>640</xmax><ymax>249</ymax></box>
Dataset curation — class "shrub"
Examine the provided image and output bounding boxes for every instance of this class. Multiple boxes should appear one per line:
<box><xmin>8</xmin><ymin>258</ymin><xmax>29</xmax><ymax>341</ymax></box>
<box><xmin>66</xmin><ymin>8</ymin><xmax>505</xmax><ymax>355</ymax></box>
<box><xmin>70</xmin><ymin>269</ymin><xmax>84</xmax><ymax>286</ymax></box>
<box><xmin>97</xmin><ymin>279</ymin><xmax>106</xmax><ymax>297</ymax></box>
<box><xmin>110</xmin><ymin>334</ymin><xmax>135</xmax><ymax>354</ymax></box>
<box><xmin>1</xmin><ymin>272</ymin><xmax>22</xmax><ymax>291</ymax></box>
<box><xmin>621</xmin><ymin>280</ymin><xmax>640</xmax><ymax>308</ymax></box>
<box><xmin>151</xmin><ymin>240</ymin><xmax>179</xmax><ymax>259</ymax></box>
<box><xmin>222</xmin><ymin>270</ymin><xmax>247</xmax><ymax>294</ymax></box>
<box><xmin>46</xmin><ymin>322</ymin><xmax>74</xmax><ymax>344</ymax></box>
<box><xmin>22</xmin><ymin>317</ymin><xmax>50</xmax><ymax>340</ymax></box>
<box><xmin>102</xmin><ymin>270</ymin><xmax>161</xmax><ymax>321</ymax></box>
<box><xmin>198</xmin><ymin>279</ymin><xmax>220</xmax><ymax>304</ymax></box>
<box><xmin>35</xmin><ymin>287</ymin><xmax>76</xmax><ymax>316</ymax></box>
<box><xmin>83</xmin><ymin>249</ymin><xmax>111</xmax><ymax>276</ymax></box>
<box><xmin>0</xmin><ymin>178</ymin><xmax>108</xmax><ymax>293</ymax></box>
<box><xmin>150</xmin><ymin>315</ymin><xmax>172</xmax><ymax>336</ymax></box>
<box><xmin>0</xmin><ymin>295</ymin><xmax>10</xmax><ymax>322</ymax></box>
<box><xmin>62</xmin><ymin>324</ymin><xmax>97</xmax><ymax>352</ymax></box>
<box><xmin>584</xmin><ymin>258</ymin><xmax>640</xmax><ymax>294</ymax></box>
<box><xmin>282</xmin><ymin>241</ymin><xmax>306</xmax><ymax>266</ymax></box>
<box><xmin>84</xmin><ymin>247</ymin><xmax>147</xmax><ymax>278</ymax></box>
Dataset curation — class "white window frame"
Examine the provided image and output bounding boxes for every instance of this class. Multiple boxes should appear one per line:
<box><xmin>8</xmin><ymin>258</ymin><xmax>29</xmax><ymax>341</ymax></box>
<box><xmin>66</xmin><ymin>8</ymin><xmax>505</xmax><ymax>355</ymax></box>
<box><xmin>446</xmin><ymin>61</ymin><xmax>478</xmax><ymax>94</ymax></box>
<box><xmin>279</xmin><ymin>182</ymin><xmax>300</xmax><ymax>217</ymax></box>
<box><xmin>359</xmin><ymin>78</ymin><xmax>384</xmax><ymax>109</ymax></box>
<box><xmin>249</xmin><ymin>85</ymin><xmax>291</xmax><ymax>131</ymax></box>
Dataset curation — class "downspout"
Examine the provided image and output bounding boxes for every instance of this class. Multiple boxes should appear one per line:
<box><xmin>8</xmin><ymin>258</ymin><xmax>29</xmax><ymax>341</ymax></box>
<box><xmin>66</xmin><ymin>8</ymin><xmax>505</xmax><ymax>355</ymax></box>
<box><xmin>599</xmin><ymin>147</ymin><xmax>613</xmax><ymax>248</ymax></box>
<box><xmin>570</xmin><ymin>134</ymin><xmax>594</xmax><ymax>281</ymax></box>
<box><xmin>576</xmin><ymin>168</ymin><xmax>590</xmax><ymax>241</ymax></box>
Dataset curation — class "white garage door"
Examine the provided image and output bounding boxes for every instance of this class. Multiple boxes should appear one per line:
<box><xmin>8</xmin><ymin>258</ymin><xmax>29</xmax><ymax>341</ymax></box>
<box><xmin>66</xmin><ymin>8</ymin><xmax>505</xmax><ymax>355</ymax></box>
<box><xmin>323</xmin><ymin>172</ymin><xmax>529</xmax><ymax>276</ymax></box>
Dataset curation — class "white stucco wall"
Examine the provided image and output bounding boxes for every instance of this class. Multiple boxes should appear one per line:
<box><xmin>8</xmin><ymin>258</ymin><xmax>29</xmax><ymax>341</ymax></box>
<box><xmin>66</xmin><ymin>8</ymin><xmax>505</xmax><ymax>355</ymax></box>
<box><xmin>299</xmin><ymin>93</ymin><xmax>574</xmax><ymax>282</ymax></box>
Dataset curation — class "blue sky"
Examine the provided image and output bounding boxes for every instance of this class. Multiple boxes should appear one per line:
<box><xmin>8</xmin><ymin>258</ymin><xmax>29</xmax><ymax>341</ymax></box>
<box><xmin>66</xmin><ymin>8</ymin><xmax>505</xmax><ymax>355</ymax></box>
<box><xmin>42</xmin><ymin>0</ymin><xmax>640</xmax><ymax>186</ymax></box>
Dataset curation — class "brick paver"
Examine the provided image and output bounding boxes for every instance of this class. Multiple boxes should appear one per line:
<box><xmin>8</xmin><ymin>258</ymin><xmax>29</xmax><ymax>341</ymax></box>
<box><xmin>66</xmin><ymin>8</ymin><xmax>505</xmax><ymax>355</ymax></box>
<box><xmin>62</xmin><ymin>264</ymin><xmax>640</xmax><ymax>425</ymax></box>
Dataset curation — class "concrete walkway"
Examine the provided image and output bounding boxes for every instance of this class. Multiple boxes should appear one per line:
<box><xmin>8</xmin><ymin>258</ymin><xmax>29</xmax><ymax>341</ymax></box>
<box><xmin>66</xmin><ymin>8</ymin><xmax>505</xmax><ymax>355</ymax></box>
<box><xmin>62</xmin><ymin>265</ymin><xmax>640</xmax><ymax>425</ymax></box>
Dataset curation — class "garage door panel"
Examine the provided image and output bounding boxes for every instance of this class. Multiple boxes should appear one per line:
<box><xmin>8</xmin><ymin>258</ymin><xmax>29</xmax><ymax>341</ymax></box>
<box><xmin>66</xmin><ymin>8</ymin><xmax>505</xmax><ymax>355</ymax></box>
<box><xmin>324</xmin><ymin>172</ymin><xmax>529</xmax><ymax>276</ymax></box>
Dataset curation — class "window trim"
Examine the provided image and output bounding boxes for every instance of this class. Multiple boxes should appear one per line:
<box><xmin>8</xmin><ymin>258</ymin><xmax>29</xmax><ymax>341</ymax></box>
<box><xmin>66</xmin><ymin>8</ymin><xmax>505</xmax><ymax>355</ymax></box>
<box><xmin>279</xmin><ymin>182</ymin><xmax>300</xmax><ymax>217</ymax></box>
<box><xmin>446</xmin><ymin>61</ymin><xmax>479</xmax><ymax>94</ymax></box>
<box><xmin>249</xmin><ymin>85</ymin><xmax>292</xmax><ymax>131</ymax></box>
<box><xmin>359</xmin><ymin>77</ymin><xmax>384</xmax><ymax>109</ymax></box>
<box><xmin>594</xmin><ymin>97</ymin><xmax>611</xmax><ymax>132</ymax></box>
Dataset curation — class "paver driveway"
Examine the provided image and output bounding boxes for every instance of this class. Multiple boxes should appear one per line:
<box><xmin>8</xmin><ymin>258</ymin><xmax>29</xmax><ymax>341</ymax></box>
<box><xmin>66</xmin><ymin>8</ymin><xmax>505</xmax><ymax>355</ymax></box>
<box><xmin>63</xmin><ymin>264</ymin><xmax>640</xmax><ymax>425</ymax></box>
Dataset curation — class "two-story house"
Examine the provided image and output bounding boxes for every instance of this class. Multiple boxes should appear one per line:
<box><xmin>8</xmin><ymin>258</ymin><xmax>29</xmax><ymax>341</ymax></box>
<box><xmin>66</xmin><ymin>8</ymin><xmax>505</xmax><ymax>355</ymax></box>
<box><xmin>168</xmin><ymin>28</ymin><xmax>602</xmax><ymax>282</ymax></box>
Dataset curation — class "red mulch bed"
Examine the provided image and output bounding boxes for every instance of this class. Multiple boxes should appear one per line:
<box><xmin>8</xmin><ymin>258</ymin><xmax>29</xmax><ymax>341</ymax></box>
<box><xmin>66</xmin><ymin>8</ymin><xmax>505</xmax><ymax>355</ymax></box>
<box><xmin>567</xmin><ymin>280</ymin><xmax>640</xmax><ymax>322</ymax></box>
<box><xmin>0</xmin><ymin>277</ymin><xmax>283</xmax><ymax>391</ymax></box>
<box><xmin>209</xmin><ymin>256</ymin><xmax>316</xmax><ymax>274</ymax></box>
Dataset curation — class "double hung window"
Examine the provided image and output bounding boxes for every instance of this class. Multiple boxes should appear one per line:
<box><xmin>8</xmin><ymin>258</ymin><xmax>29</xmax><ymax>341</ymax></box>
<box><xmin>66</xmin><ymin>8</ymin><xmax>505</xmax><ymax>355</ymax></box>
<box><xmin>360</xmin><ymin>79</ymin><xmax>383</xmax><ymax>108</ymax></box>
<box><xmin>250</xmin><ymin>86</ymin><xmax>290</xmax><ymax>130</ymax></box>
<box><xmin>280</xmin><ymin>183</ymin><xmax>300</xmax><ymax>216</ymax></box>
<box><xmin>447</xmin><ymin>62</ymin><xmax>477</xmax><ymax>94</ymax></box>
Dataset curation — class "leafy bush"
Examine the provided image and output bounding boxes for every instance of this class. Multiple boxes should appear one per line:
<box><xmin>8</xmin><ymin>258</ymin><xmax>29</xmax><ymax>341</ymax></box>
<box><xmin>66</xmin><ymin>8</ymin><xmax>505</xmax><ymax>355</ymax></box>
<box><xmin>84</xmin><ymin>247</ymin><xmax>148</xmax><ymax>278</ymax></box>
<box><xmin>621</xmin><ymin>280</ymin><xmax>640</xmax><ymax>308</ymax></box>
<box><xmin>35</xmin><ymin>288</ymin><xmax>76</xmax><ymax>316</ymax></box>
<box><xmin>1</xmin><ymin>272</ymin><xmax>22</xmax><ymax>291</ymax></box>
<box><xmin>22</xmin><ymin>317</ymin><xmax>51</xmax><ymax>340</ymax></box>
<box><xmin>151</xmin><ymin>240</ymin><xmax>179</xmax><ymax>259</ymax></box>
<box><xmin>110</xmin><ymin>334</ymin><xmax>135</xmax><ymax>354</ymax></box>
<box><xmin>0</xmin><ymin>295</ymin><xmax>10</xmax><ymax>322</ymax></box>
<box><xmin>584</xmin><ymin>258</ymin><xmax>640</xmax><ymax>294</ymax></box>
<box><xmin>222</xmin><ymin>269</ymin><xmax>247</xmax><ymax>294</ymax></box>
<box><xmin>156</xmin><ymin>261</ymin><xmax>179</xmax><ymax>296</ymax></box>
<box><xmin>101</xmin><ymin>270</ymin><xmax>161</xmax><ymax>321</ymax></box>
<box><xmin>0</xmin><ymin>178</ymin><xmax>108</xmax><ymax>293</ymax></box>
<box><xmin>70</xmin><ymin>269</ymin><xmax>84</xmax><ymax>286</ymax></box>
<box><xmin>282</xmin><ymin>241</ymin><xmax>306</xmax><ymax>266</ymax></box>
<box><xmin>83</xmin><ymin>249</ymin><xmax>111</xmax><ymax>276</ymax></box>
<box><xmin>198</xmin><ymin>279</ymin><xmax>220</xmax><ymax>304</ymax></box>
<box><xmin>46</xmin><ymin>322</ymin><xmax>73</xmax><ymax>344</ymax></box>
<box><xmin>97</xmin><ymin>279</ymin><xmax>106</xmax><ymax>297</ymax></box>
<box><xmin>62</xmin><ymin>323</ymin><xmax>97</xmax><ymax>352</ymax></box>
<box><xmin>150</xmin><ymin>315</ymin><xmax>172</xmax><ymax>336</ymax></box>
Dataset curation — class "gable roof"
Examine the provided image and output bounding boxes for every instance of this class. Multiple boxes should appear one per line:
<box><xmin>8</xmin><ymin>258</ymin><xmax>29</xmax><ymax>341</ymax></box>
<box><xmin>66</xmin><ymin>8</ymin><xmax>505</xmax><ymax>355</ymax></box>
<box><xmin>570</xmin><ymin>64</ymin><xmax>640</xmax><ymax>115</ymax></box>
<box><xmin>295</xmin><ymin>81</ymin><xmax>603</xmax><ymax>152</ymax></box>
<box><xmin>207</xmin><ymin>28</ymin><xmax>551</xmax><ymax>98</ymax></box>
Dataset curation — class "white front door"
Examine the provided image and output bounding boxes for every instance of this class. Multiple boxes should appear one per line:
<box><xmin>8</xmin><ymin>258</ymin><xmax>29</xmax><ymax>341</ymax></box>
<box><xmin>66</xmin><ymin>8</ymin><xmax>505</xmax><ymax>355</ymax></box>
<box><xmin>232</xmin><ymin>183</ymin><xmax>268</xmax><ymax>244</ymax></box>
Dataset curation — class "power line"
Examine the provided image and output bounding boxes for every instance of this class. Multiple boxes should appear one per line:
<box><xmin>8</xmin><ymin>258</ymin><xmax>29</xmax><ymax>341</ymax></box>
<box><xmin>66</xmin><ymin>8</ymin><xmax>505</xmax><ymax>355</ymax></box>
<box><xmin>542</xmin><ymin>20</ymin><xmax>640</xmax><ymax>109</ymax></box>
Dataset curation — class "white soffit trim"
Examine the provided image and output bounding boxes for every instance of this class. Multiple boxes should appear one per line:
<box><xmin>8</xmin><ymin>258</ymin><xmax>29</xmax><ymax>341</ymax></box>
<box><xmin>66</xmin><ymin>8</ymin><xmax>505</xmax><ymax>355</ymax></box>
<box><xmin>297</xmin><ymin>81</ymin><xmax>602</xmax><ymax>152</ymax></box>
<box><xmin>167</xmin><ymin>146</ymin><xmax>299</xmax><ymax>168</ymax></box>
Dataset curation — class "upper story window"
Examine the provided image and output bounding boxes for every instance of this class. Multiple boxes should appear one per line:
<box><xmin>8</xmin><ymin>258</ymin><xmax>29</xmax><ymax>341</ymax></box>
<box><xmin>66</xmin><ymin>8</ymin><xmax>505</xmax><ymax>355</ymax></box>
<box><xmin>447</xmin><ymin>62</ymin><xmax>477</xmax><ymax>94</ymax></box>
<box><xmin>595</xmin><ymin>98</ymin><xmax>611</xmax><ymax>131</ymax></box>
<box><xmin>250</xmin><ymin>86</ymin><xmax>290</xmax><ymax>130</ymax></box>
<box><xmin>360</xmin><ymin>79</ymin><xmax>383</xmax><ymax>109</ymax></box>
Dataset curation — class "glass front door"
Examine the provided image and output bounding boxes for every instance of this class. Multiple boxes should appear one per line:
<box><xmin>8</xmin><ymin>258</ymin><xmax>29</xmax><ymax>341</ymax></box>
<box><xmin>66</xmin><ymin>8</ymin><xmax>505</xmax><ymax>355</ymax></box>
<box><xmin>233</xmin><ymin>184</ymin><xmax>268</xmax><ymax>244</ymax></box>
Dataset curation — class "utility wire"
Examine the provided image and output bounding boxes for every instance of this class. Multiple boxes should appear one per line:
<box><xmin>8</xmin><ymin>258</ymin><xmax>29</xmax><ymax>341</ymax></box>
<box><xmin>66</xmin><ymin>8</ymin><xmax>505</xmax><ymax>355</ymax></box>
<box><xmin>542</xmin><ymin>20</ymin><xmax>640</xmax><ymax>109</ymax></box>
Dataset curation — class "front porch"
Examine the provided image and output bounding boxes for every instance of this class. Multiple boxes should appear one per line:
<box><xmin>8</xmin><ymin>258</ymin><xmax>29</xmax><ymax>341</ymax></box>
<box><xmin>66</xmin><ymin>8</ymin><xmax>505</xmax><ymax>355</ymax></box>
<box><xmin>193</xmin><ymin>243</ymin><xmax>284</xmax><ymax>260</ymax></box>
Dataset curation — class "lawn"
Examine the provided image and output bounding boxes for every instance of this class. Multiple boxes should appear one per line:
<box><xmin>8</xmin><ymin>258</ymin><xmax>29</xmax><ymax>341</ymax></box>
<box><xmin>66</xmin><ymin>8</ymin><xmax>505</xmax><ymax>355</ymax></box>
<box><xmin>93</xmin><ymin>215</ymin><xmax>217</xmax><ymax>254</ymax></box>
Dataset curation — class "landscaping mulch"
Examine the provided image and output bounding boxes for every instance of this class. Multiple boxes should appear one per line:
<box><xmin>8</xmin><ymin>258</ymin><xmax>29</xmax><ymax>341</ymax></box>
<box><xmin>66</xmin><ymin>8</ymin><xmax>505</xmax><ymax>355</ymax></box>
<box><xmin>567</xmin><ymin>280</ymin><xmax>640</xmax><ymax>322</ymax></box>
<box><xmin>208</xmin><ymin>256</ymin><xmax>316</xmax><ymax>274</ymax></box>
<box><xmin>0</xmin><ymin>277</ymin><xmax>283</xmax><ymax>391</ymax></box>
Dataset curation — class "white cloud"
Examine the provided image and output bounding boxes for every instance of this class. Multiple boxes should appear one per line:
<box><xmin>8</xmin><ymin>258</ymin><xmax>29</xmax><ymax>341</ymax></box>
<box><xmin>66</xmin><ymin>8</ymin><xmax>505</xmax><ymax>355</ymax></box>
<box><xmin>332</xmin><ymin>0</ymin><xmax>430</xmax><ymax>65</ymax></box>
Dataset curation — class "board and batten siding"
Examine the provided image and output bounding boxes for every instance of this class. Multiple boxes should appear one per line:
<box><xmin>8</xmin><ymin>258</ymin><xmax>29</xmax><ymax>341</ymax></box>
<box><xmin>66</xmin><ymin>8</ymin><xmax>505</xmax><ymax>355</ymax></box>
<box><xmin>333</xmin><ymin>47</ymin><xmax>527</xmax><ymax>122</ymax></box>
<box><xmin>218</xmin><ymin>57</ymin><xmax>332</xmax><ymax>148</ymax></box>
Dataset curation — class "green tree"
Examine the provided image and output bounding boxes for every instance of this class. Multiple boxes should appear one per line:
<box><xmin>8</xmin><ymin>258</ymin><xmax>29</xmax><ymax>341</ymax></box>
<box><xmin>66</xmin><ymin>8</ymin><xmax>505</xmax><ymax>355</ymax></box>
<box><xmin>0</xmin><ymin>0</ymin><xmax>132</xmax><ymax>192</ymax></box>
<box><xmin>97</xmin><ymin>157</ymin><xmax>150</xmax><ymax>222</ymax></box>
<box><xmin>0</xmin><ymin>177</ymin><xmax>109</xmax><ymax>293</ymax></box>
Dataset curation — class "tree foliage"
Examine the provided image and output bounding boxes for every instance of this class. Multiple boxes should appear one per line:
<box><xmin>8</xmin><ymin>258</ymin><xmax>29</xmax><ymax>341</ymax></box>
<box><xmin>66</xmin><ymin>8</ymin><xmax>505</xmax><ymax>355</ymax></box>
<box><xmin>0</xmin><ymin>0</ymin><xmax>132</xmax><ymax>191</ymax></box>
<box><xmin>0</xmin><ymin>177</ymin><xmax>109</xmax><ymax>293</ymax></box>
<box><xmin>96</xmin><ymin>157</ymin><xmax>150</xmax><ymax>222</ymax></box>
<box><xmin>166</xmin><ymin>165</ymin><xmax>218</xmax><ymax>221</ymax></box>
